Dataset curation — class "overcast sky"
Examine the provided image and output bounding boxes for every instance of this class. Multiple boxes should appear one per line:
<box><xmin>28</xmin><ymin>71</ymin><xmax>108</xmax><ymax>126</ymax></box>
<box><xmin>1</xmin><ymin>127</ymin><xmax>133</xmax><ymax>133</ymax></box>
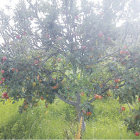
<box><xmin>0</xmin><ymin>0</ymin><xmax>100</xmax><ymax>9</ymax></box>
<box><xmin>0</xmin><ymin>0</ymin><xmax>122</xmax><ymax>27</ymax></box>
<box><xmin>0</xmin><ymin>0</ymin><xmax>18</xmax><ymax>9</ymax></box>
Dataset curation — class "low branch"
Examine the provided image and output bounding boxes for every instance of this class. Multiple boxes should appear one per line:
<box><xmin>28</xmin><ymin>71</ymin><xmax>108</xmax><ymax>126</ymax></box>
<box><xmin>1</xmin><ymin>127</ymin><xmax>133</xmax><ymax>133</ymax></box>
<box><xmin>56</xmin><ymin>93</ymin><xmax>77</xmax><ymax>106</ymax></box>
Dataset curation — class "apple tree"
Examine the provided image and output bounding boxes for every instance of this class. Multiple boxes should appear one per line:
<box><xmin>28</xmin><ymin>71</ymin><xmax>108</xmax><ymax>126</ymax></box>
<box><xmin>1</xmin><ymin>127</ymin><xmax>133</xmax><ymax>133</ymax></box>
<box><xmin>0</xmin><ymin>0</ymin><xmax>140</xmax><ymax>134</ymax></box>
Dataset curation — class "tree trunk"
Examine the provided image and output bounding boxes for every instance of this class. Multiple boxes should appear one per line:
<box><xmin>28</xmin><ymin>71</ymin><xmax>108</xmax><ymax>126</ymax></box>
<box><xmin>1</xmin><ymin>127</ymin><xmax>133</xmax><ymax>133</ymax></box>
<box><xmin>76</xmin><ymin>105</ymin><xmax>86</xmax><ymax>133</ymax></box>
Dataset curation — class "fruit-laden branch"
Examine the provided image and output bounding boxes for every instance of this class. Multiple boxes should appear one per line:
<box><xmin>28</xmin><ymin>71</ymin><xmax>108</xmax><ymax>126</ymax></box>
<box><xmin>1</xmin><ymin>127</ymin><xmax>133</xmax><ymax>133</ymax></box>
<box><xmin>89</xmin><ymin>83</ymin><xmax>125</xmax><ymax>103</ymax></box>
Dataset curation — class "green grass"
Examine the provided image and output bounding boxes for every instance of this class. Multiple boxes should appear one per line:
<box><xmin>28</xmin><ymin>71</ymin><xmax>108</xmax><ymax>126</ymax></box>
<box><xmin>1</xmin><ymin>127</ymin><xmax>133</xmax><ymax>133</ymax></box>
<box><xmin>0</xmin><ymin>98</ymin><xmax>139</xmax><ymax>139</ymax></box>
<box><xmin>83</xmin><ymin>99</ymin><xmax>139</xmax><ymax>139</ymax></box>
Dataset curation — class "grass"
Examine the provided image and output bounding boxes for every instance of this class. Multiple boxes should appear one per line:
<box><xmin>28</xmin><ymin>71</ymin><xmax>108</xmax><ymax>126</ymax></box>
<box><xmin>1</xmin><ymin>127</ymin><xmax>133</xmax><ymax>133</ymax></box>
<box><xmin>83</xmin><ymin>99</ymin><xmax>139</xmax><ymax>139</ymax></box>
<box><xmin>0</xmin><ymin>97</ymin><xmax>139</xmax><ymax>139</ymax></box>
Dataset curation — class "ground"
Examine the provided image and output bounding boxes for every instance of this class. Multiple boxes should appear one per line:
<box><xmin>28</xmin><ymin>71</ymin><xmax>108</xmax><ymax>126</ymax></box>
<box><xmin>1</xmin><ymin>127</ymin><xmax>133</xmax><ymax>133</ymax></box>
<box><xmin>0</xmin><ymin>97</ymin><xmax>139</xmax><ymax>139</ymax></box>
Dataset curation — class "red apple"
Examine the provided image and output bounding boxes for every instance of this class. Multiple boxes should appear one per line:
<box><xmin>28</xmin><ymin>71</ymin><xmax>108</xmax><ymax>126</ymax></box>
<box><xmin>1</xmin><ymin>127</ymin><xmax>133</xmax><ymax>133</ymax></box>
<box><xmin>120</xmin><ymin>50</ymin><xmax>129</xmax><ymax>55</ymax></box>
<box><xmin>16</xmin><ymin>35</ymin><xmax>20</xmax><ymax>39</ymax></box>
<box><xmin>135</xmin><ymin>132</ymin><xmax>139</xmax><ymax>136</ymax></box>
<box><xmin>121</xmin><ymin>107</ymin><xmax>125</xmax><ymax>111</ymax></box>
<box><xmin>82</xmin><ymin>46</ymin><xmax>86</xmax><ymax>49</ymax></box>
<box><xmin>34</xmin><ymin>60</ymin><xmax>39</xmax><ymax>65</ymax></box>
<box><xmin>98</xmin><ymin>95</ymin><xmax>103</xmax><ymax>99</ymax></box>
<box><xmin>2</xmin><ymin>92</ymin><xmax>9</xmax><ymax>99</ymax></box>
<box><xmin>114</xmin><ymin>79</ymin><xmax>121</xmax><ymax>83</ymax></box>
<box><xmin>80</xmin><ymin>92</ymin><xmax>84</xmax><ymax>96</ymax></box>
<box><xmin>1</xmin><ymin>70</ymin><xmax>5</xmax><ymax>74</ymax></box>
<box><xmin>94</xmin><ymin>94</ymin><xmax>102</xmax><ymax>99</ymax></box>
<box><xmin>98</xmin><ymin>31</ymin><xmax>104</xmax><ymax>38</ymax></box>
<box><xmin>16</xmin><ymin>69</ymin><xmax>19</xmax><ymax>72</ymax></box>
<box><xmin>86</xmin><ymin>112</ymin><xmax>92</xmax><ymax>116</ymax></box>
<box><xmin>107</xmin><ymin>37</ymin><xmax>111</xmax><ymax>41</ymax></box>
<box><xmin>52</xmin><ymin>84</ymin><xmax>59</xmax><ymax>90</ymax></box>
<box><xmin>2</xmin><ymin>77</ymin><xmax>5</xmax><ymax>81</ymax></box>
<box><xmin>2</xmin><ymin>92</ymin><xmax>7</xmax><ymax>97</ymax></box>
<box><xmin>0</xmin><ymin>81</ymin><xmax>3</xmax><ymax>84</ymax></box>
<box><xmin>2</xmin><ymin>56</ymin><xmax>7</xmax><ymax>62</ymax></box>
<box><xmin>138</xmin><ymin>98</ymin><xmax>140</xmax><ymax>102</ymax></box>
<box><xmin>57</xmin><ymin>58</ymin><xmax>61</xmax><ymax>62</ymax></box>
<box><xmin>94</xmin><ymin>94</ymin><xmax>99</xmax><ymax>99</ymax></box>
<box><xmin>12</xmin><ymin>68</ymin><xmax>16</xmax><ymax>72</ymax></box>
<box><xmin>120</xmin><ymin>50</ymin><xmax>124</xmax><ymax>55</ymax></box>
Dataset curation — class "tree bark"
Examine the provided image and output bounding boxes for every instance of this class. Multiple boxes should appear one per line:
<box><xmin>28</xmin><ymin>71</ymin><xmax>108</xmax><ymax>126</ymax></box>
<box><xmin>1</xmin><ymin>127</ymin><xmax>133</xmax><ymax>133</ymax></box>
<box><xmin>76</xmin><ymin>105</ymin><xmax>86</xmax><ymax>133</ymax></box>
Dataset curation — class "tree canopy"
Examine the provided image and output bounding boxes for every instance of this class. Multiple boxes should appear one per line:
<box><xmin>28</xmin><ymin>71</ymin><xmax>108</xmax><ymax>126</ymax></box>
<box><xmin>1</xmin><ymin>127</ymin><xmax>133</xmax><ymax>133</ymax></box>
<box><xmin>0</xmin><ymin>0</ymin><xmax>140</xmax><ymax>122</ymax></box>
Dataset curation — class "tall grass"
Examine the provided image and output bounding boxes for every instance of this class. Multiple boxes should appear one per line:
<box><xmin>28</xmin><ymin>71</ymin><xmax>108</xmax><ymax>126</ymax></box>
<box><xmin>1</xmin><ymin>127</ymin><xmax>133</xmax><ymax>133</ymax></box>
<box><xmin>82</xmin><ymin>98</ymin><xmax>139</xmax><ymax>139</ymax></box>
<box><xmin>0</xmin><ymin>97</ymin><xmax>139</xmax><ymax>139</ymax></box>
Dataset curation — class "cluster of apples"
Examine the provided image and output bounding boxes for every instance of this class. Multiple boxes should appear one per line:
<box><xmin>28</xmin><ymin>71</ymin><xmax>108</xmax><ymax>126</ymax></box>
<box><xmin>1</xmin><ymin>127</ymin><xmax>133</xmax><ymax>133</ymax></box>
<box><xmin>1</xmin><ymin>56</ymin><xmax>7</xmax><ymax>63</ymax></box>
<box><xmin>121</xmin><ymin>106</ymin><xmax>140</xmax><ymax>136</ymax></box>
<box><xmin>51</xmin><ymin>78</ymin><xmax>60</xmax><ymax>90</ymax></box>
<box><xmin>52</xmin><ymin>84</ymin><xmax>59</xmax><ymax>90</ymax></box>
<box><xmin>82</xmin><ymin>110</ymin><xmax>92</xmax><ymax>116</ymax></box>
<box><xmin>98</xmin><ymin>31</ymin><xmax>112</xmax><ymax>43</ymax></box>
<box><xmin>0</xmin><ymin>69</ymin><xmax>6</xmax><ymax>84</ymax></box>
<box><xmin>0</xmin><ymin>57</ymin><xmax>8</xmax><ymax>99</ymax></box>
<box><xmin>0</xmin><ymin>69</ymin><xmax>18</xmax><ymax>86</ymax></box>
<box><xmin>34</xmin><ymin>60</ymin><xmax>40</xmax><ymax>65</ymax></box>
<box><xmin>120</xmin><ymin>46</ymin><xmax>129</xmax><ymax>55</ymax></box>
<box><xmin>0</xmin><ymin>76</ymin><xmax>5</xmax><ymax>84</ymax></box>
<box><xmin>1</xmin><ymin>92</ymin><xmax>9</xmax><ymax>99</ymax></box>
<box><xmin>114</xmin><ymin>78</ymin><xmax>121</xmax><ymax>83</ymax></box>
<box><xmin>15</xmin><ymin>32</ymin><xmax>27</xmax><ymax>40</ymax></box>
<box><xmin>94</xmin><ymin>94</ymin><xmax>103</xmax><ymax>100</ymax></box>
<box><xmin>23</xmin><ymin>100</ymin><xmax>28</xmax><ymax>109</ymax></box>
<box><xmin>0</xmin><ymin>68</ymin><xmax>18</xmax><ymax>85</ymax></box>
<box><xmin>0</xmin><ymin>56</ymin><xmax>7</xmax><ymax>84</ymax></box>
<box><xmin>86</xmin><ymin>112</ymin><xmax>92</xmax><ymax>116</ymax></box>
<box><xmin>118</xmin><ymin>46</ymin><xmax>131</xmax><ymax>65</ymax></box>
<box><xmin>120</xmin><ymin>50</ymin><xmax>129</xmax><ymax>55</ymax></box>
<box><xmin>114</xmin><ymin>78</ymin><xmax>121</xmax><ymax>89</ymax></box>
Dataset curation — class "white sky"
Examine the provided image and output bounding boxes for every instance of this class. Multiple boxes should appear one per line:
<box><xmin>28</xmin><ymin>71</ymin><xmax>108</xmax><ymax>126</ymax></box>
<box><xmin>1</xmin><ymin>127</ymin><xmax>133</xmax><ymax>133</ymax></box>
<box><xmin>0</xmin><ymin>0</ymin><xmax>100</xmax><ymax>9</ymax></box>
<box><xmin>0</xmin><ymin>0</ymin><xmax>18</xmax><ymax>9</ymax></box>
<box><xmin>0</xmin><ymin>0</ymin><xmax>122</xmax><ymax>26</ymax></box>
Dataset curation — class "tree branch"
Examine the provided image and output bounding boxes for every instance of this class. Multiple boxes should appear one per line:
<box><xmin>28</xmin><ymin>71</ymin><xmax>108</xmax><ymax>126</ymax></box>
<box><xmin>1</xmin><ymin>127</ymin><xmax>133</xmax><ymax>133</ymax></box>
<box><xmin>55</xmin><ymin>93</ymin><xmax>76</xmax><ymax>106</ymax></box>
